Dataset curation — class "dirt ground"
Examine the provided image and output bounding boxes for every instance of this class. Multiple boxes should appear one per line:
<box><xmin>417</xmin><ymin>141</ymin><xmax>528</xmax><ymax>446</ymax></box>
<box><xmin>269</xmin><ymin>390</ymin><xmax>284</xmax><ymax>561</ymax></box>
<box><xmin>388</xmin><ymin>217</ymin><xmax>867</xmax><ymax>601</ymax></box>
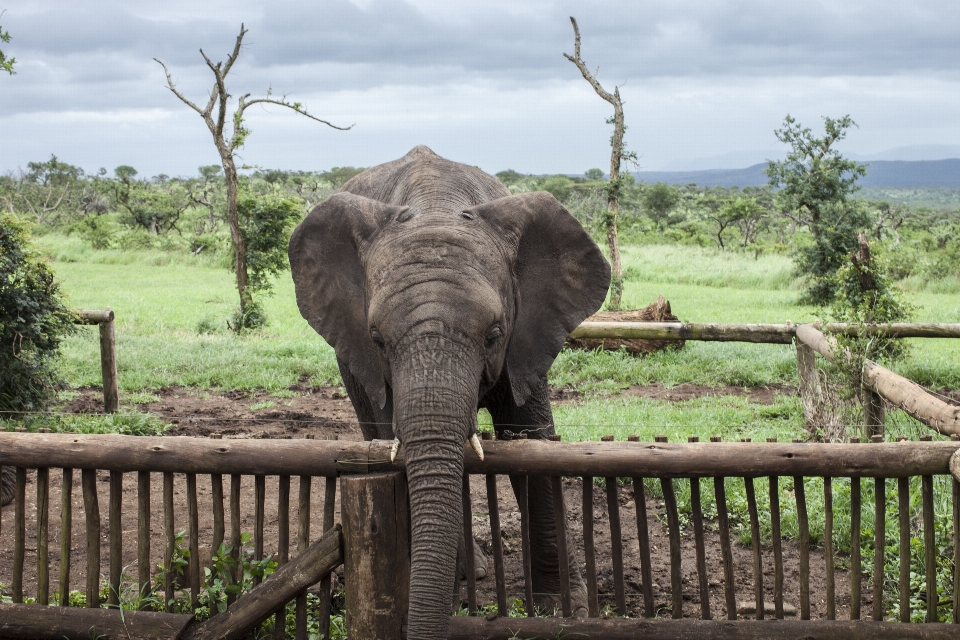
<box><xmin>0</xmin><ymin>383</ymin><xmax>874</xmax><ymax>619</ymax></box>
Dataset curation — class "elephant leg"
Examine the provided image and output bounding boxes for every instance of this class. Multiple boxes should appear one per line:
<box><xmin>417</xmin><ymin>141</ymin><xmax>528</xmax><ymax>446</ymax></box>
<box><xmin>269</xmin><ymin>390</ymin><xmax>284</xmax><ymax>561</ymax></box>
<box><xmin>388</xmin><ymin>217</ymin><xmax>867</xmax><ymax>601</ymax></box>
<box><xmin>0</xmin><ymin>464</ymin><xmax>14</xmax><ymax>507</ymax></box>
<box><xmin>484</xmin><ymin>375</ymin><xmax>587</xmax><ymax>616</ymax></box>
<box><xmin>337</xmin><ymin>358</ymin><xmax>394</xmax><ymax>441</ymax></box>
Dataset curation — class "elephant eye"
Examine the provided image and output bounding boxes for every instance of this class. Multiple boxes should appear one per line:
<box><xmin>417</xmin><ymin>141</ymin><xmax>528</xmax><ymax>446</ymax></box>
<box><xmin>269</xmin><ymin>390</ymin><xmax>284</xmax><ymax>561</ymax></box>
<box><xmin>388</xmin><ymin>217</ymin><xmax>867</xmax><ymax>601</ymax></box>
<box><xmin>370</xmin><ymin>329</ymin><xmax>385</xmax><ymax>349</ymax></box>
<box><xmin>485</xmin><ymin>326</ymin><xmax>503</xmax><ymax>348</ymax></box>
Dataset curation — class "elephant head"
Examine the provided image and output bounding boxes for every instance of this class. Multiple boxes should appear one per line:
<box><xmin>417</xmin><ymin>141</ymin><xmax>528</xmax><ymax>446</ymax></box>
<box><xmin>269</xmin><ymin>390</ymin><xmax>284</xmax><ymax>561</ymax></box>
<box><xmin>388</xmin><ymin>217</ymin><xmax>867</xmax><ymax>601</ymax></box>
<box><xmin>289</xmin><ymin>149</ymin><xmax>609</xmax><ymax>638</ymax></box>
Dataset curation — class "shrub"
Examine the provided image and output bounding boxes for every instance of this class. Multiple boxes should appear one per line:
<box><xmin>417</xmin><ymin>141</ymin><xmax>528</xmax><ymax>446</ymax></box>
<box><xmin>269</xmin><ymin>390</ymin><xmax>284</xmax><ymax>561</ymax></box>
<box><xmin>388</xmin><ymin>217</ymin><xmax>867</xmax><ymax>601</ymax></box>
<box><xmin>0</xmin><ymin>213</ymin><xmax>75</xmax><ymax>413</ymax></box>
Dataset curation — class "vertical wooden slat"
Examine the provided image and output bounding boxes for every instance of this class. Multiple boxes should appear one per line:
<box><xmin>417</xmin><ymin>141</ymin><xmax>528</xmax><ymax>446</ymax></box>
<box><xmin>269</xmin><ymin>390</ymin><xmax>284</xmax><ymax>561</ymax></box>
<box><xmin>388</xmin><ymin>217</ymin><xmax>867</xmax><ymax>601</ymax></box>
<box><xmin>874</xmin><ymin>475</ymin><xmax>886</xmax><ymax>621</ymax></box>
<box><xmin>824</xmin><ymin>476</ymin><xmax>835</xmax><ymax>620</ymax></box>
<box><xmin>605</xmin><ymin>474</ymin><xmax>626</xmax><ymax>616</ymax></box>
<box><xmin>689</xmin><ymin>474</ymin><xmax>710</xmax><ymax>620</ymax></box>
<box><xmin>60</xmin><ymin>467</ymin><xmax>73</xmax><ymax>606</ymax></box>
<box><xmin>851</xmin><ymin>471</ymin><xmax>862</xmax><ymax>620</ymax></box>
<box><xmin>744</xmin><ymin>476</ymin><xmax>763</xmax><ymax>620</ymax></box>
<box><xmin>767</xmin><ymin>444</ymin><xmax>784</xmax><ymax>619</ymax></box>
<box><xmin>583</xmin><ymin>477</ymin><xmax>599</xmax><ymax>617</ymax></box>
<box><xmin>138</xmin><ymin>471</ymin><xmax>151</xmax><ymax>609</ymax></box>
<box><xmin>898</xmin><ymin>474</ymin><xmax>910</xmax><ymax>623</ymax></box>
<box><xmin>486</xmin><ymin>473</ymin><xmax>508</xmax><ymax>617</ymax></box>
<box><xmin>715</xmin><ymin>474</ymin><xmax>736</xmax><ymax>620</ymax></box>
<box><xmin>462</xmin><ymin>473</ymin><xmax>477</xmax><ymax>614</ymax></box>
<box><xmin>550</xmin><ymin>475</ymin><xmax>572</xmax><ymax>617</ymax></box>
<box><xmin>318</xmin><ymin>474</ymin><xmax>337</xmax><ymax>637</ymax></box>
<box><xmin>297</xmin><ymin>474</ymin><xmax>312</xmax><ymax>640</ymax></box>
<box><xmin>163</xmin><ymin>471</ymin><xmax>174</xmax><ymax>612</ymax></box>
<box><xmin>953</xmin><ymin>468</ymin><xmax>960</xmax><ymax>625</ymax></box>
<box><xmin>229</xmin><ymin>473</ymin><xmax>241</xmax><ymax>607</ymax></box>
<box><xmin>275</xmin><ymin>474</ymin><xmax>291</xmax><ymax>638</ymax></box>
<box><xmin>517</xmin><ymin>474</ymin><xmax>534</xmax><ymax>616</ymax></box>
<box><xmin>922</xmin><ymin>472</ymin><xmax>936</xmax><ymax>623</ymax></box>
<box><xmin>12</xmin><ymin>466</ymin><xmax>26</xmax><ymax>603</ymax></box>
<box><xmin>210</xmin><ymin>474</ymin><xmax>224</xmax><ymax>581</ymax></box>
<box><xmin>254</xmin><ymin>474</ymin><xmax>265</xmax><ymax>587</ymax></box>
<box><xmin>108</xmin><ymin>471</ymin><xmax>122</xmax><ymax>609</ymax></box>
<box><xmin>82</xmin><ymin>468</ymin><xmax>100</xmax><ymax>609</ymax></box>
<box><xmin>795</xmin><ymin>474</ymin><xmax>810</xmax><ymax>620</ymax></box>
<box><xmin>186</xmin><ymin>473</ymin><xmax>200</xmax><ymax>609</ymax></box>
<box><xmin>631</xmin><ymin>476</ymin><xmax>655</xmax><ymax>618</ymax></box>
<box><xmin>36</xmin><ymin>467</ymin><xmax>50</xmax><ymax>605</ymax></box>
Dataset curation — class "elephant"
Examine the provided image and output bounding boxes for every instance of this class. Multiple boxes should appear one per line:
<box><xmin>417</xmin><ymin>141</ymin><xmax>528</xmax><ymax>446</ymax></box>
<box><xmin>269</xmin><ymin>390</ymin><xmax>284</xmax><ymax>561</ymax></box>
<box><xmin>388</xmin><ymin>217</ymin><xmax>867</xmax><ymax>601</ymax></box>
<box><xmin>289</xmin><ymin>145</ymin><xmax>610</xmax><ymax>639</ymax></box>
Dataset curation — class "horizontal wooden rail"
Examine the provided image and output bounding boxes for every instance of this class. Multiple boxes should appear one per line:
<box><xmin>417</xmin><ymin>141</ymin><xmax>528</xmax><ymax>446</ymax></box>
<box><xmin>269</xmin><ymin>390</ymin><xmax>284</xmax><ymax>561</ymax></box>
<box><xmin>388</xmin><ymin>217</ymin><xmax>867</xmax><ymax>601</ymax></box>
<box><xmin>446</xmin><ymin>617</ymin><xmax>960</xmax><ymax>639</ymax></box>
<box><xmin>1</xmin><ymin>433</ymin><xmax>957</xmax><ymax>478</ymax></box>
<box><xmin>570</xmin><ymin>321</ymin><xmax>960</xmax><ymax>343</ymax></box>
<box><xmin>795</xmin><ymin>324</ymin><xmax>960</xmax><ymax>436</ymax></box>
<box><xmin>73</xmin><ymin>309</ymin><xmax>115</xmax><ymax>325</ymax></box>
<box><xmin>0</xmin><ymin>604</ymin><xmax>192</xmax><ymax>640</ymax></box>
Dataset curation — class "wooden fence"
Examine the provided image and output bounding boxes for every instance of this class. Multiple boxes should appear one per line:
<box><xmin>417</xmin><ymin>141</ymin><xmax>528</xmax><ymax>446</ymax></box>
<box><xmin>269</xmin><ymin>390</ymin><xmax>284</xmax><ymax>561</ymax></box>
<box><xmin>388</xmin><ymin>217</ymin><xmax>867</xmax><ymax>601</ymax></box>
<box><xmin>2</xmin><ymin>433</ymin><xmax>960</xmax><ymax>639</ymax></box>
<box><xmin>73</xmin><ymin>309</ymin><xmax>118</xmax><ymax>414</ymax></box>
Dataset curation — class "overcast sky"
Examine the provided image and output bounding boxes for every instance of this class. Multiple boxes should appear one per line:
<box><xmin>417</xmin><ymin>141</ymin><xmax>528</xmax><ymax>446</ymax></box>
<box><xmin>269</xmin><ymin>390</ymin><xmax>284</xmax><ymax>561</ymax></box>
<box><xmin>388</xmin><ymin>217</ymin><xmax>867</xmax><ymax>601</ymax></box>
<box><xmin>1</xmin><ymin>0</ymin><xmax>959</xmax><ymax>178</ymax></box>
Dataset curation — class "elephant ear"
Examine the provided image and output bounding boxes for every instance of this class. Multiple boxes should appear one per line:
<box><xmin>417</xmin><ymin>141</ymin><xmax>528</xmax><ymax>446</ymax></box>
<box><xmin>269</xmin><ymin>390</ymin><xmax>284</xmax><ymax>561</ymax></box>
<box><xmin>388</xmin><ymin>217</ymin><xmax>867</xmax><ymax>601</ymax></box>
<box><xmin>288</xmin><ymin>192</ymin><xmax>410</xmax><ymax>409</ymax></box>
<box><xmin>465</xmin><ymin>192</ymin><xmax>611</xmax><ymax>406</ymax></box>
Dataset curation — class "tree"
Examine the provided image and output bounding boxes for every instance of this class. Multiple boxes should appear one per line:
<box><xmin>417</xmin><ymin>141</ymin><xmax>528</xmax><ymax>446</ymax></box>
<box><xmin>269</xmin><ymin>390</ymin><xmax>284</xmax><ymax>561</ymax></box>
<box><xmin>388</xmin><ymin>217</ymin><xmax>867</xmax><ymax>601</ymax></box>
<box><xmin>564</xmin><ymin>16</ymin><xmax>636</xmax><ymax>310</ymax></box>
<box><xmin>766</xmin><ymin>115</ymin><xmax>868</xmax><ymax>304</ymax></box>
<box><xmin>0</xmin><ymin>17</ymin><xmax>15</xmax><ymax>75</ymax></box>
<box><xmin>155</xmin><ymin>24</ymin><xmax>351</xmax><ymax>323</ymax></box>
<box><xmin>7</xmin><ymin>155</ymin><xmax>86</xmax><ymax>225</ymax></box>
<box><xmin>641</xmin><ymin>182</ymin><xmax>680</xmax><ymax>229</ymax></box>
<box><xmin>112</xmin><ymin>166</ymin><xmax>189</xmax><ymax>235</ymax></box>
<box><xmin>584</xmin><ymin>168</ymin><xmax>604</xmax><ymax>181</ymax></box>
<box><xmin>0</xmin><ymin>213</ymin><xmax>74</xmax><ymax>413</ymax></box>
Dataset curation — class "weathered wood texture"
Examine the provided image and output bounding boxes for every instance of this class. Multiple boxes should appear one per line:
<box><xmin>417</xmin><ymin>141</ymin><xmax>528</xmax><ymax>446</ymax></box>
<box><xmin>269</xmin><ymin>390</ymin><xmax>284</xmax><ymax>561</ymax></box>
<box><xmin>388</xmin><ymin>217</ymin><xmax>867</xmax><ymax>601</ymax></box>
<box><xmin>183</xmin><ymin>525</ymin><xmax>342</xmax><ymax>640</ymax></box>
<box><xmin>3</xmin><ymin>433</ymin><xmax>958</xmax><ymax>478</ymax></box>
<box><xmin>0</xmin><ymin>603</ymin><xmax>192</xmax><ymax>640</ymax></box>
<box><xmin>341</xmin><ymin>472</ymin><xmax>410</xmax><ymax>640</ymax></box>
<box><xmin>99</xmin><ymin>318</ymin><xmax>119</xmax><ymax>413</ymax></box>
<box><xmin>446</xmin><ymin>617</ymin><xmax>960</xmax><ymax>640</ymax></box>
<box><xmin>569</xmin><ymin>320</ymin><xmax>960</xmax><ymax>342</ymax></box>
<box><xmin>73</xmin><ymin>309</ymin><xmax>115</xmax><ymax>324</ymax></box>
<box><xmin>795</xmin><ymin>324</ymin><xmax>960</xmax><ymax>435</ymax></box>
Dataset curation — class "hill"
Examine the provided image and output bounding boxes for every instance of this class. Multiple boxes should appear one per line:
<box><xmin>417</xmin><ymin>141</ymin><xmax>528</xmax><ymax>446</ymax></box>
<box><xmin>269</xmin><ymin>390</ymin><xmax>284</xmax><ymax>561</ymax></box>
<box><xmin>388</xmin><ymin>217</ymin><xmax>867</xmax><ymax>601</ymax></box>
<box><xmin>638</xmin><ymin>158</ymin><xmax>960</xmax><ymax>189</ymax></box>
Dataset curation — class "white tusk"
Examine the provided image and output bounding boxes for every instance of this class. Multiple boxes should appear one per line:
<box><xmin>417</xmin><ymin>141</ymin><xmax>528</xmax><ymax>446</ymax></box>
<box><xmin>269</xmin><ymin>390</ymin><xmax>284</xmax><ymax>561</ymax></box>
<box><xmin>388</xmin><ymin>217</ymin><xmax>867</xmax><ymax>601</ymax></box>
<box><xmin>390</xmin><ymin>438</ymin><xmax>400</xmax><ymax>463</ymax></box>
<box><xmin>469</xmin><ymin>433</ymin><xmax>484</xmax><ymax>461</ymax></box>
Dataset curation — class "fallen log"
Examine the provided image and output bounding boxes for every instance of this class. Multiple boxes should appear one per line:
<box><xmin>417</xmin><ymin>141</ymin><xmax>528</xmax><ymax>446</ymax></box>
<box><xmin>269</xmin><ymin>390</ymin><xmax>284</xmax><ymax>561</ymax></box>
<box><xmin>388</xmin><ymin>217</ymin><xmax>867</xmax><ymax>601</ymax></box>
<box><xmin>446</xmin><ymin>617</ymin><xmax>960</xmax><ymax>640</ymax></box>
<box><xmin>566</xmin><ymin>296</ymin><xmax>685</xmax><ymax>354</ymax></box>
<box><xmin>182</xmin><ymin>524</ymin><xmax>342</xmax><ymax>640</ymax></box>
<box><xmin>0</xmin><ymin>604</ymin><xmax>192</xmax><ymax>640</ymax></box>
<box><xmin>795</xmin><ymin>324</ymin><xmax>960</xmax><ymax>437</ymax></box>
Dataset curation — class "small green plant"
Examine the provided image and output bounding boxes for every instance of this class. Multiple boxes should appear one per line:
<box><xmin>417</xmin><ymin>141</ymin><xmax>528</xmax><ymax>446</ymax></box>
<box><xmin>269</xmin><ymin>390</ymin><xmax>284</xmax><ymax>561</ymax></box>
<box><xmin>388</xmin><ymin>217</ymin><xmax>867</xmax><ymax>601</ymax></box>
<box><xmin>249</xmin><ymin>400</ymin><xmax>276</xmax><ymax>411</ymax></box>
<box><xmin>195</xmin><ymin>316</ymin><xmax>220</xmax><ymax>335</ymax></box>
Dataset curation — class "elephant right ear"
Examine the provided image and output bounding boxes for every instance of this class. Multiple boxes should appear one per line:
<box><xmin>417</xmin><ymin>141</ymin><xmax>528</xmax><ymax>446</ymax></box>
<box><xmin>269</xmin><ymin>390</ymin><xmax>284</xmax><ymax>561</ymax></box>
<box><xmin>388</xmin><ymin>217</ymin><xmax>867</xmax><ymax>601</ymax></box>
<box><xmin>288</xmin><ymin>192</ymin><xmax>409</xmax><ymax>410</ymax></box>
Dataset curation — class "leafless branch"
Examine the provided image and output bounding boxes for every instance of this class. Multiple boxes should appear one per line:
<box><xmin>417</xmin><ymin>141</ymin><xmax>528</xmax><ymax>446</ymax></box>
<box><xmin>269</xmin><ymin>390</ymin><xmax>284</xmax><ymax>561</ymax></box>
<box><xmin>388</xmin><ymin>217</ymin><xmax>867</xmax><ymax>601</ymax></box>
<box><xmin>153</xmin><ymin>58</ymin><xmax>205</xmax><ymax>115</ymax></box>
<box><xmin>563</xmin><ymin>16</ymin><xmax>618</xmax><ymax>109</ymax></box>
<box><xmin>239</xmin><ymin>97</ymin><xmax>354</xmax><ymax>130</ymax></box>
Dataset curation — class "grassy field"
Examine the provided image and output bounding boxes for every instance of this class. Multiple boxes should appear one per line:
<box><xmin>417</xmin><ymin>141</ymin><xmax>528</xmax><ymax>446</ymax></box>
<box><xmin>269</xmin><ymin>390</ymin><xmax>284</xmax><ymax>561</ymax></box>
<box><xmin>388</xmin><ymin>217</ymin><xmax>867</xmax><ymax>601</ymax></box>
<box><xmin>26</xmin><ymin>233</ymin><xmax>959</xmax><ymax>445</ymax></box>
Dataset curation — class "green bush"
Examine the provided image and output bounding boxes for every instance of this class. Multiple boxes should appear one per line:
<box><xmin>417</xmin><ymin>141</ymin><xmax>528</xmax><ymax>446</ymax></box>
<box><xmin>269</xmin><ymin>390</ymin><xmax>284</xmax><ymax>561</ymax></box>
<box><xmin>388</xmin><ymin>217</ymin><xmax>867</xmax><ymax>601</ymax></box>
<box><xmin>0</xmin><ymin>213</ymin><xmax>75</xmax><ymax>413</ymax></box>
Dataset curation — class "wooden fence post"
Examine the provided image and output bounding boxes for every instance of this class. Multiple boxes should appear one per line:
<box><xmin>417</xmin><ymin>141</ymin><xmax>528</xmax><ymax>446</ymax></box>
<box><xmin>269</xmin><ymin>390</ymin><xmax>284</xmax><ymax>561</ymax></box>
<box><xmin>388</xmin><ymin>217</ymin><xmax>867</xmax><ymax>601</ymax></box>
<box><xmin>99</xmin><ymin>310</ymin><xmax>118</xmax><ymax>414</ymax></box>
<box><xmin>864</xmin><ymin>388</ymin><xmax>885</xmax><ymax>438</ymax></box>
<box><xmin>796</xmin><ymin>340</ymin><xmax>823</xmax><ymax>431</ymax></box>
<box><xmin>341</xmin><ymin>472</ymin><xmax>409</xmax><ymax>640</ymax></box>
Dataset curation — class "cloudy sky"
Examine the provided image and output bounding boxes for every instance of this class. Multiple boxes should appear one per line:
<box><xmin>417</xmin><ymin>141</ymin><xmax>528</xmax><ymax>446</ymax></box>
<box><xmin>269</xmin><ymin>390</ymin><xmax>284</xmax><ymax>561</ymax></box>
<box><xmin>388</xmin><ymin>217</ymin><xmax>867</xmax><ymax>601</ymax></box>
<box><xmin>1</xmin><ymin>0</ymin><xmax>959</xmax><ymax>178</ymax></box>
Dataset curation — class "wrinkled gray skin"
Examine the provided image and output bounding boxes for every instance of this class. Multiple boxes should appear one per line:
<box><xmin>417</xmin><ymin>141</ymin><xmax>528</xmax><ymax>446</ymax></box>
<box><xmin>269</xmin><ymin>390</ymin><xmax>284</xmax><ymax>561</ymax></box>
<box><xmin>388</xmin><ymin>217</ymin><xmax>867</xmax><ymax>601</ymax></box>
<box><xmin>289</xmin><ymin>146</ymin><xmax>610</xmax><ymax>639</ymax></box>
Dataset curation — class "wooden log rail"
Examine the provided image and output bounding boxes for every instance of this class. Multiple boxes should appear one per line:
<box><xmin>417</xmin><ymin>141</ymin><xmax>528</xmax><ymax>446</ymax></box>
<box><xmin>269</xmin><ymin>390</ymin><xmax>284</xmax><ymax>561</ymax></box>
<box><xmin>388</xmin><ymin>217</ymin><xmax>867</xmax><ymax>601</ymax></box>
<box><xmin>795</xmin><ymin>324</ymin><xmax>960</xmax><ymax>437</ymax></box>
<box><xmin>72</xmin><ymin>309</ymin><xmax>118</xmax><ymax>413</ymax></box>
<box><xmin>3</xmin><ymin>432</ymin><xmax>958</xmax><ymax>478</ymax></box>
<box><xmin>569</xmin><ymin>320</ymin><xmax>960</xmax><ymax>342</ymax></box>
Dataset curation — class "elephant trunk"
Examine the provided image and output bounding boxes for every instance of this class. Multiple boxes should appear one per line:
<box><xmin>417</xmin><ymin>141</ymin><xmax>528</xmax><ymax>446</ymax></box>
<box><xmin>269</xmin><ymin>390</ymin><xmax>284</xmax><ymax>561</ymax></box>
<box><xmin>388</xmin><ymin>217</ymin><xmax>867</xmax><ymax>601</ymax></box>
<box><xmin>392</xmin><ymin>334</ymin><xmax>480</xmax><ymax>639</ymax></box>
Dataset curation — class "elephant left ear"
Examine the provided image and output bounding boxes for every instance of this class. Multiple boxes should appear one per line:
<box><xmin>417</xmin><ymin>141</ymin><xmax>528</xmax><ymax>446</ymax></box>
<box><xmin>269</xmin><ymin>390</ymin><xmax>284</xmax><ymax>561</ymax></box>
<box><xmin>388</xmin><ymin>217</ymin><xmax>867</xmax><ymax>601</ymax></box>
<box><xmin>464</xmin><ymin>192</ymin><xmax>611</xmax><ymax>406</ymax></box>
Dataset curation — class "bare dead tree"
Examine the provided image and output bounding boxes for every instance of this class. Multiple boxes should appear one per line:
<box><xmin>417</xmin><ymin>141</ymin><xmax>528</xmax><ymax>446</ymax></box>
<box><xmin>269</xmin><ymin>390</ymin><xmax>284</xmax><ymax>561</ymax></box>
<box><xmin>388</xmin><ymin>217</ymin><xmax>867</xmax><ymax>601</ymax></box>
<box><xmin>155</xmin><ymin>24</ymin><xmax>351</xmax><ymax>318</ymax></box>
<box><xmin>564</xmin><ymin>16</ymin><xmax>634</xmax><ymax>310</ymax></box>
